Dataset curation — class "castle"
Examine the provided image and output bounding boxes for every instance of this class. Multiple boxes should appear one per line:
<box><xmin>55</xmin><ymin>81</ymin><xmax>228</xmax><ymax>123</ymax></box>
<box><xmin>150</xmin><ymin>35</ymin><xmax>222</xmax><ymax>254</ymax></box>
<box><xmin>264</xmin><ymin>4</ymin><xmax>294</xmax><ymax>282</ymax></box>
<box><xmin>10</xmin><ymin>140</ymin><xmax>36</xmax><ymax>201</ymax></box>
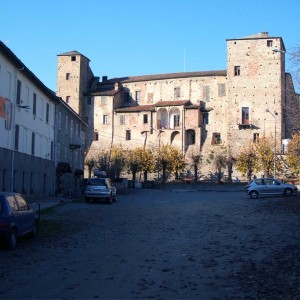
<box><xmin>56</xmin><ymin>32</ymin><xmax>297</xmax><ymax>179</ymax></box>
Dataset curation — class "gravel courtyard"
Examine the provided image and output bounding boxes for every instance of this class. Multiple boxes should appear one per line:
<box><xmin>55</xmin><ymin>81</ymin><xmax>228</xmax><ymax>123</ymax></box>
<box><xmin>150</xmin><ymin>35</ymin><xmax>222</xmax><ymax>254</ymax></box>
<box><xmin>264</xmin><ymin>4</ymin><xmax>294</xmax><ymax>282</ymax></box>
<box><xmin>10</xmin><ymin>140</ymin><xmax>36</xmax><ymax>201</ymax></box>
<box><xmin>1</xmin><ymin>188</ymin><xmax>300</xmax><ymax>299</ymax></box>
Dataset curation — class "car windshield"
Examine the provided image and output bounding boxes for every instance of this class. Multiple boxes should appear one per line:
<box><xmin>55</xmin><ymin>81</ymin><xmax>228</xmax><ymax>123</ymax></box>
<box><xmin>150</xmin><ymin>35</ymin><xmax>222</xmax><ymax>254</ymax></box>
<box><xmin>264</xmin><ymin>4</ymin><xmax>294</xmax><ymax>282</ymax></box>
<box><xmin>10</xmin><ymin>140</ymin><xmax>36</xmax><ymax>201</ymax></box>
<box><xmin>87</xmin><ymin>178</ymin><xmax>106</xmax><ymax>186</ymax></box>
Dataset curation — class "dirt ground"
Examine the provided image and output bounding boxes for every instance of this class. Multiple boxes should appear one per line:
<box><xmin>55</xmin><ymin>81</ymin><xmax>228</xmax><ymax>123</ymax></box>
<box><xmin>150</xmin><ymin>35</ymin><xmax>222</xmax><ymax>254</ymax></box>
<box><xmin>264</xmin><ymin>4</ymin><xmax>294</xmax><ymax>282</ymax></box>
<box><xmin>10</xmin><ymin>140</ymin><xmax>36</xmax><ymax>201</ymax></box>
<box><xmin>1</xmin><ymin>188</ymin><xmax>300</xmax><ymax>299</ymax></box>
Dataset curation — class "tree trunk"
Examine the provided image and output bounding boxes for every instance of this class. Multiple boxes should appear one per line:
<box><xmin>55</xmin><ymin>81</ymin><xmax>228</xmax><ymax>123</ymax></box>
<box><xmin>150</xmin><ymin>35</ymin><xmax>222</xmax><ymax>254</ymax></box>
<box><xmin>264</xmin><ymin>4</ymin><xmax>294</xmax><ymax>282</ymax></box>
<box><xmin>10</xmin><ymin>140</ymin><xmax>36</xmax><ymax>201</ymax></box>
<box><xmin>132</xmin><ymin>171</ymin><xmax>136</xmax><ymax>181</ymax></box>
<box><xmin>194</xmin><ymin>165</ymin><xmax>198</xmax><ymax>183</ymax></box>
<box><xmin>217</xmin><ymin>168</ymin><xmax>222</xmax><ymax>183</ymax></box>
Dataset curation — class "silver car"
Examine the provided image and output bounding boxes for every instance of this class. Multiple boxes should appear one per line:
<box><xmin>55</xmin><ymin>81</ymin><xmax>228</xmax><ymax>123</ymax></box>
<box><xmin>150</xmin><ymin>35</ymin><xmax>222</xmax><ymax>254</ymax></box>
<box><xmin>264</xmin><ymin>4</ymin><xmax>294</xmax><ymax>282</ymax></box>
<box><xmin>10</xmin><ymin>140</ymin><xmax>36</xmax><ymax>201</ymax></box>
<box><xmin>246</xmin><ymin>178</ymin><xmax>298</xmax><ymax>199</ymax></box>
<box><xmin>84</xmin><ymin>178</ymin><xmax>117</xmax><ymax>204</ymax></box>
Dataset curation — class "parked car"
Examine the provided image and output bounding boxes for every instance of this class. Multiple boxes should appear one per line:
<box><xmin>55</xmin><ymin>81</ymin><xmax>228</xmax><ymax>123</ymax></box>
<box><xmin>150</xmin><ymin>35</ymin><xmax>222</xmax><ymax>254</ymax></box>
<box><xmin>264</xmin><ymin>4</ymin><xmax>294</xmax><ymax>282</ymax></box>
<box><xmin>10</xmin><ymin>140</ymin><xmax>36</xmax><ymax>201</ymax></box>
<box><xmin>0</xmin><ymin>192</ymin><xmax>38</xmax><ymax>249</ymax></box>
<box><xmin>245</xmin><ymin>178</ymin><xmax>298</xmax><ymax>199</ymax></box>
<box><xmin>84</xmin><ymin>178</ymin><xmax>117</xmax><ymax>204</ymax></box>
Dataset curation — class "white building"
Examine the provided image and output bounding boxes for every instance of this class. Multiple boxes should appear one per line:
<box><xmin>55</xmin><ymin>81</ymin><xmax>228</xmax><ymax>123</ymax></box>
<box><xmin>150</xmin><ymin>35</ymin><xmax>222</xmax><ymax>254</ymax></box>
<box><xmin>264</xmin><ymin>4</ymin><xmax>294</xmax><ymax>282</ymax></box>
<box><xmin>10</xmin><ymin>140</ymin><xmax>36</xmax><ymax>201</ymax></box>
<box><xmin>0</xmin><ymin>41</ymin><xmax>56</xmax><ymax>196</ymax></box>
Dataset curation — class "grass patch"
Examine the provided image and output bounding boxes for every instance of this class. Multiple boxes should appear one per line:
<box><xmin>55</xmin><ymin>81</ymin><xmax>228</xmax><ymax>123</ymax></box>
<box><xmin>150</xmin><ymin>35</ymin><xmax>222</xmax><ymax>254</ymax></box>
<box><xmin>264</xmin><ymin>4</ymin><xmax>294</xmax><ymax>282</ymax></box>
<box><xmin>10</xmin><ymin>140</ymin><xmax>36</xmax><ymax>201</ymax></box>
<box><xmin>37</xmin><ymin>219</ymin><xmax>64</xmax><ymax>239</ymax></box>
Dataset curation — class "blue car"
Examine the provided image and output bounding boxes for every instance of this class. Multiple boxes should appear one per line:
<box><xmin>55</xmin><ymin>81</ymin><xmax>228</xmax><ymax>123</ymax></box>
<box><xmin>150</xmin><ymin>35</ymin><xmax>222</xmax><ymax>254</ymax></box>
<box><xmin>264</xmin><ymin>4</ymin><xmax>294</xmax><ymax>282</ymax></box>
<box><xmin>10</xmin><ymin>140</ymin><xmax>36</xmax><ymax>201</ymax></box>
<box><xmin>0</xmin><ymin>192</ymin><xmax>38</xmax><ymax>250</ymax></box>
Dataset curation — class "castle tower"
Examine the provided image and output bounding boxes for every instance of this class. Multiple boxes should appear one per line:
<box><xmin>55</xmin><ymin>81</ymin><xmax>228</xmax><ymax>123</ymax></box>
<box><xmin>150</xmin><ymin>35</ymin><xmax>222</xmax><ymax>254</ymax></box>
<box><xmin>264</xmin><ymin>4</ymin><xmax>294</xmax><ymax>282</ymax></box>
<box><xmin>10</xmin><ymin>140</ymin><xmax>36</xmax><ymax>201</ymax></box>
<box><xmin>57</xmin><ymin>51</ymin><xmax>93</xmax><ymax>117</ymax></box>
<box><xmin>225</xmin><ymin>32</ymin><xmax>286</xmax><ymax>153</ymax></box>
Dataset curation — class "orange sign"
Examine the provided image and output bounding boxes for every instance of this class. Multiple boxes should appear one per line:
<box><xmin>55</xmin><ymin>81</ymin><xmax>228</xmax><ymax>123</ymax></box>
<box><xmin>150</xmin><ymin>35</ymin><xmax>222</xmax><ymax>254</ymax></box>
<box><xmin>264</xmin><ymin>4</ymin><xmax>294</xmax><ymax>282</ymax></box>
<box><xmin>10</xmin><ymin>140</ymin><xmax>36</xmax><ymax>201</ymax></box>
<box><xmin>0</xmin><ymin>96</ymin><xmax>5</xmax><ymax>119</ymax></box>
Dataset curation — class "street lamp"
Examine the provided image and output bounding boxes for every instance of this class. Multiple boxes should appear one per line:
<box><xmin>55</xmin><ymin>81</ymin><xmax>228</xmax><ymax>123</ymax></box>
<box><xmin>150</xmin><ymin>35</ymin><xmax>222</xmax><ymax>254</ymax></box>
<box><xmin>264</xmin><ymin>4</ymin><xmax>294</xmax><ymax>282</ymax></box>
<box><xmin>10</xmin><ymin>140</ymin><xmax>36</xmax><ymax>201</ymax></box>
<box><xmin>266</xmin><ymin>109</ymin><xmax>278</xmax><ymax>178</ymax></box>
<box><xmin>272</xmin><ymin>49</ymin><xmax>285</xmax><ymax>54</ymax></box>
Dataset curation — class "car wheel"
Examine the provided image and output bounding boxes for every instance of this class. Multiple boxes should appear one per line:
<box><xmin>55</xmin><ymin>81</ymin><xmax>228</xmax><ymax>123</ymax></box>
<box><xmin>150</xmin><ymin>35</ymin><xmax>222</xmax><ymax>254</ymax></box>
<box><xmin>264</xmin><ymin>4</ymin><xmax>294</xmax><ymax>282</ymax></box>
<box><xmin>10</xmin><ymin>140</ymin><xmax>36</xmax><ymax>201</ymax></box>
<box><xmin>249</xmin><ymin>191</ymin><xmax>258</xmax><ymax>199</ymax></box>
<box><xmin>284</xmin><ymin>188</ymin><xmax>293</xmax><ymax>196</ymax></box>
<box><xmin>8</xmin><ymin>229</ymin><xmax>17</xmax><ymax>250</ymax></box>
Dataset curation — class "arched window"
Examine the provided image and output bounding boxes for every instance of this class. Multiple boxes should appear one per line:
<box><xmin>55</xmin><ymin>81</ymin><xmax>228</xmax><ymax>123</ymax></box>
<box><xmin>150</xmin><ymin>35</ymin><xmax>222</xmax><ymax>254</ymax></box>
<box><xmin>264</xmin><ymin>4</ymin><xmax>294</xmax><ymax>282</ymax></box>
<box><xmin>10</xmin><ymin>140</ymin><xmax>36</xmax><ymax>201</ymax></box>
<box><xmin>169</xmin><ymin>107</ymin><xmax>180</xmax><ymax>129</ymax></box>
<box><xmin>157</xmin><ymin>108</ymin><xmax>168</xmax><ymax>129</ymax></box>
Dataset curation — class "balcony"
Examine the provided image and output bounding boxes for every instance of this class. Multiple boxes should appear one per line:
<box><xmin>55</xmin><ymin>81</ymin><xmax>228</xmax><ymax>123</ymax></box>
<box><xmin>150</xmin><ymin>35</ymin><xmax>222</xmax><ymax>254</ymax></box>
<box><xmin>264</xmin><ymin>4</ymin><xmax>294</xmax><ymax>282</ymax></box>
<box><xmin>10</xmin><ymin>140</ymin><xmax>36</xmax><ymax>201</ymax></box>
<box><xmin>237</xmin><ymin>118</ymin><xmax>259</xmax><ymax>130</ymax></box>
<box><xmin>69</xmin><ymin>137</ymin><xmax>82</xmax><ymax>150</ymax></box>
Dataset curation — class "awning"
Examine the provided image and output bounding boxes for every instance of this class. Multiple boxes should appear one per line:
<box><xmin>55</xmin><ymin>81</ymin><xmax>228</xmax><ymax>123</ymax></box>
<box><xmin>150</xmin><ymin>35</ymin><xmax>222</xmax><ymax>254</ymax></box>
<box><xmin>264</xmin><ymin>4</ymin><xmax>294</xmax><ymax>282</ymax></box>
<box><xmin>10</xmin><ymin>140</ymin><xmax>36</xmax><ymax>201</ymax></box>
<box><xmin>56</xmin><ymin>162</ymin><xmax>72</xmax><ymax>176</ymax></box>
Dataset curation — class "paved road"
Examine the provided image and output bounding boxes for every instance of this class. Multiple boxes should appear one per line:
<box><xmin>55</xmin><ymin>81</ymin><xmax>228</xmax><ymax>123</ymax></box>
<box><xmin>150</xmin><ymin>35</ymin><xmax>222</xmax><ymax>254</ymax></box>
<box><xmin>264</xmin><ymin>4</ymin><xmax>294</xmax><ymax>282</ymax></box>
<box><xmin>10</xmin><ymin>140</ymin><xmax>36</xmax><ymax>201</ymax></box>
<box><xmin>1</xmin><ymin>189</ymin><xmax>300</xmax><ymax>299</ymax></box>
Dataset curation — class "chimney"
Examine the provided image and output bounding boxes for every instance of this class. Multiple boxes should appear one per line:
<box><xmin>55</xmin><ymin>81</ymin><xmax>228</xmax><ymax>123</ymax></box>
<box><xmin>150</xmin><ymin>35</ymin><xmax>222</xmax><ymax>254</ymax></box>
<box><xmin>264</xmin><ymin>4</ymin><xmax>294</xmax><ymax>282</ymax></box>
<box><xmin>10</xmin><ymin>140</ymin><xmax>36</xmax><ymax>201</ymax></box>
<box><xmin>102</xmin><ymin>76</ymin><xmax>108</xmax><ymax>82</ymax></box>
<box><xmin>114</xmin><ymin>82</ymin><xmax>119</xmax><ymax>91</ymax></box>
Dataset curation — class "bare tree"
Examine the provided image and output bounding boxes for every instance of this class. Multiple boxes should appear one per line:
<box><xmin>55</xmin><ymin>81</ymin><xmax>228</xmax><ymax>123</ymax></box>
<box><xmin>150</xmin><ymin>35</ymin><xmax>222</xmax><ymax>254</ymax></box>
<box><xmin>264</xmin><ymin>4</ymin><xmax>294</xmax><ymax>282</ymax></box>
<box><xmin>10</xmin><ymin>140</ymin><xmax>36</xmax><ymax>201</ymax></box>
<box><xmin>84</xmin><ymin>156</ymin><xmax>97</xmax><ymax>178</ymax></box>
<box><xmin>189</xmin><ymin>150</ymin><xmax>202</xmax><ymax>183</ymax></box>
<box><xmin>285</xmin><ymin>46</ymin><xmax>300</xmax><ymax>133</ymax></box>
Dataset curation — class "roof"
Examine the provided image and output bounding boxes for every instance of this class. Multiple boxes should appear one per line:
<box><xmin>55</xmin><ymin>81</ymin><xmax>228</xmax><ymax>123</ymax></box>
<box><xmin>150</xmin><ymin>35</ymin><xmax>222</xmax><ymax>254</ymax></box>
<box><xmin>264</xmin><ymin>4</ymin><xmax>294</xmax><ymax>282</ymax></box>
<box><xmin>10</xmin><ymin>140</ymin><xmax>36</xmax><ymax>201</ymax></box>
<box><xmin>155</xmin><ymin>100</ymin><xmax>191</xmax><ymax>107</ymax></box>
<box><xmin>88</xmin><ymin>89</ymin><xmax>119</xmax><ymax>97</ymax></box>
<box><xmin>57</xmin><ymin>50</ymin><xmax>90</xmax><ymax>61</ymax></box>
<box><xmin>226</xmin><ymin>32</ymin><xmax>286</xmax><ymax>51</ymax></box>
<box><xmin>114</xmin><ymin>100</ymin><xmax>195</xmax><ymax>113</ymax></box>
<box><xmin>98</xmin><ymin>70</ymin><xmax>227</xmax><ymax>85</ymax></box>
<box><xmin>0</xmin><ymin>41</ymin><xmax>86</xmax><ymax>126</ymax></box>
<box><xmin>115</xmin><ymin>105</ymin><xmax>155</xmax><ymax>113</ymax></box>
<box><xmin>56</xmin><ymin>97</ymin><xmax>88</xmax><ymax>126</ymax></box>
<box><xmin>0</xmin><ymin>41</ymin><xmax>57</xmax><ymax>101</ymax></box>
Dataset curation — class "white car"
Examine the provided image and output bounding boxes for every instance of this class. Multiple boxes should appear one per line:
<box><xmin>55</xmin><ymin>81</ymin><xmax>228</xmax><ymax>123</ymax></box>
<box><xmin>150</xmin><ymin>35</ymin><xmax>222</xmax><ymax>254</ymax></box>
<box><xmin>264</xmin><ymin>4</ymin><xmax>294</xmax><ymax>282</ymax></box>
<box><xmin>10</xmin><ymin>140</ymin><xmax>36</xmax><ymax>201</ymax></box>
<box><xmin>245</xmin><ymin>178</ymin><xmax>298</xmax><ymax>199</ymax></box>
<box><xmin>84</xmin><ymin>178</ymin><xmax>117</xmax><ymax>204</ymax></box>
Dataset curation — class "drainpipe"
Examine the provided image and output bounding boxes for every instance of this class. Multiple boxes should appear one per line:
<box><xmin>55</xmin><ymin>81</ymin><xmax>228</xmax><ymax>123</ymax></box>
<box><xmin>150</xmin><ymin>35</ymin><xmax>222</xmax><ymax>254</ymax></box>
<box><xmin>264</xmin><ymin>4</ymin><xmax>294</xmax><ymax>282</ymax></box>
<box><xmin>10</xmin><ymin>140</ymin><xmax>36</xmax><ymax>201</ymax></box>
<box><xmin>182</xmin><ymin>107</ymin><xmax>185</xmax><ymax>154</ymax></box>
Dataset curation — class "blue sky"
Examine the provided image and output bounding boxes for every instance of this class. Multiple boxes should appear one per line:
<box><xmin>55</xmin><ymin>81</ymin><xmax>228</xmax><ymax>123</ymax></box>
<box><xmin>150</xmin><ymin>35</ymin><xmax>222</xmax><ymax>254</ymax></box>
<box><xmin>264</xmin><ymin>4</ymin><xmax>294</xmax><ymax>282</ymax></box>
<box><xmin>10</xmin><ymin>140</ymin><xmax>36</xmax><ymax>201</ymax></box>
<box><xmin>1</xmin><ymin>0</ymin><xmax>300</xmax><ymax>92</ymax></box>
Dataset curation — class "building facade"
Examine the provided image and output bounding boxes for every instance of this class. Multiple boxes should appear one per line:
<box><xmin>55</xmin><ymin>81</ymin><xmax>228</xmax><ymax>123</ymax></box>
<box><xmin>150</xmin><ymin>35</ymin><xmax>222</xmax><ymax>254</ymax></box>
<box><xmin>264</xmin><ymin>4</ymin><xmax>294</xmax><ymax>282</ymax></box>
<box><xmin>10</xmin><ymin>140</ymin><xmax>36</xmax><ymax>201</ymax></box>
<box><xmin>0</xmin><ymin>41</ymin><xmax>86</xmax><ymax>196</ymax></box>
<box><xmin>55</xmin><ymin>98</ymin><xmax>87</xmax><ymax>196</ymax></box>
<box><xmin>56</xmin><ymin>33</ymin><xmax>298</xmax><ymax>179</ymax></box>
<box><xmin>0</xmin><ymin>41</ymin><xmax>56</xmax><ymax>195</ymax></box>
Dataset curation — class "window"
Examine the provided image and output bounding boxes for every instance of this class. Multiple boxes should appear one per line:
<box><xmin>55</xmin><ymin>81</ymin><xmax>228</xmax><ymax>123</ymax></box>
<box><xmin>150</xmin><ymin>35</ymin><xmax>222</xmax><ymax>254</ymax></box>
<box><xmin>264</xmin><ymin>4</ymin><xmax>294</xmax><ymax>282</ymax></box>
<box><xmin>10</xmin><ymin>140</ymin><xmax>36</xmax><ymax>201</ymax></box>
<box><xmin>33</xmin><ymin>93</ymin><xmax>37</xmax><ymax>115</ymax></box>
<box><xmin>66</xmin><ymin>73</ymin><xmax>70</xmax><ymax>80</ymax></box>
<box><xmin>93</xmin><ymin>131</ymin><xmax>99</xmax><ymax>141</ymax></box>
<box><xmin>7</xmin><ymin>196</ymin><xmax>18</xmax><ymax>211</ymax></box>
<box><xmin>15</xmin><ymin>124</ymin><xmax>19</xmax><ymax>150</ymax></box>
<box><xmin>135</xmin><ymin>91</ymin><xmax>141</xmax><ymax>104</ymax></box>
<box><xmin>51</xmin><ymin>141</ymin><xmax>54</xmax><ymax>160</ymax></box>
<box><xmin>203</xmin><ymin>86</ymin><xmax>210</xmax><ymax>101</ymax></box>
<box><xmin>147</xmin><ymin>93</ymin><xmax>153</xmax><ymax>103</ymax></box>
<box><xmin>66</xmin><ymin>116</ymin><xmax>68</xmax><ymax>132</ymax></box>
<box><xmin>234</xmin><ymin>66</ymin><xmax>241</xmax><ymax>76</ymax></box>
<box><xmin>2</xmin><ymin>169</ymin><xmax>6</xmax><ymax>192</ymax></box>
<box><xmin>70</xmin><ymin>120</ymin><xmax>73</xmax><ymax>139</ymax></box>
<box><xmin>267</xmin><ymin>40</ymin><xmax>273</xmax><ymax>47</ymax></box>
<box><xmin>87</xmin><ymin>97</ymin><xmax>92</xmax><ymax>105</ymax></box>
<box><xmin>143</xmin><ymin>114</ymin><xmax>148</xmax><ymax>124</ymax></box>
<box><xmin>103</xmin><ymin>115</ymin><xmax>108</xmax><ymax>124</ymax></box>
<box><xmin>174</xmin><ymin>115</ymin><xmax>180</xmax><ymax>127</ymax></box>
<box><xmin>212</xmin><ymin>133</ymin><xmax>221</xmax><ymax>145</ymax></box>
<box><xmin>174</xmin><ymin>87</ymin><xmax>180</xmax><ymax>99</ymax></box>
<box><xmin>15</xmin><ymin>194</ymin><xmax>28</xmax><ymax>211</ymax></box>
<box><xmin>124</xmin><ymin>91</ymin><xmax>130</xmax><ymax>103</ymax></box>
<box><xmin>253</xmin><ymin>133</ymin><xmax>259</xmax><ymax>143</ymax></box>
<box><xmin>58</xmin><ymin>112</ymin><xmax>62</xmax><ymax>130</ymax></box>
<box><xmin>16</xmin><ymin>80</ymin><xmax>21</xmax><ymax>105</ymax></box>
<box><xmin>31</xmin><ymin>132</ymin><xmax>35</xmax><ymax>155</ymax></box>
<box><xmin>66</xmin><ymin>96</ymin><xmax>70</xmax><ymax>104</ymax></box>
<box><xmin>46</xmin><ymin>103</ymin><xmax>50</xmax><ymax>123</ymax></box>
<box><xmin>242</xmin><ymin>107</ymin><xmax>249</xmax><ymax>124</ymax></box>
<box><xmin>120</xmin><ymin>115</ymin><xmax>125</xmax><ymax>125</ymax></box>
<box><xmin>203</xmin><ymin>112</ymin><xmax>209</xmax><ymax>125</ymax></box>
<box><xmin>218</xmin><ymin>84</ymin><xmax>226</xmax><ymax>97</ymax></box>
<box><xmin>71</xmin><ymin>56</ymin><xmax>76</xmax><ymax>61</ymax></box>
<box><xmin>126</xmin><ymin>130</ymin><xmax>131</xmax><ymax>140</ymax></box>
<box><xmin>101</xmin><ymin>96</ymin><xmax>106</xmax><ymax>104</ymax></box>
